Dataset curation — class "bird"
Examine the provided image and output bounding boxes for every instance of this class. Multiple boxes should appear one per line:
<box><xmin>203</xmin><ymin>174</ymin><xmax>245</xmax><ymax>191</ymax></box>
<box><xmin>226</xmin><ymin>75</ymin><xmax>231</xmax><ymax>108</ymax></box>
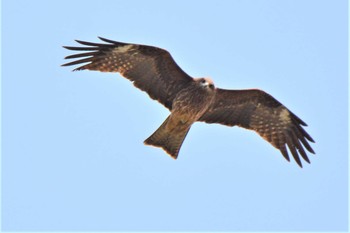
<box><xmin>62</xmin><ymin>37</ymin><xmax>315</xmax><ymax>167</ymax></box>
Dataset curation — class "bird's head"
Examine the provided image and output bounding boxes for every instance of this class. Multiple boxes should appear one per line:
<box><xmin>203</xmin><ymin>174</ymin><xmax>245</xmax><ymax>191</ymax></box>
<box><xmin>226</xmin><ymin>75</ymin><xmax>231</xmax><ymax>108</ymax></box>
<box><xmin>195</xmin><ymin>77</ymin><xmax>215</xmax><ymax>90</ymax></box>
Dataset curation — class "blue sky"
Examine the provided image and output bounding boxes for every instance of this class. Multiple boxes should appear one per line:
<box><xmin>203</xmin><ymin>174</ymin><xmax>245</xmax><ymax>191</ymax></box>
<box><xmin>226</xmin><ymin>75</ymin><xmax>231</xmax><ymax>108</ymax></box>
<box><xmin>1</xmin><ymin>0</ymin><xmax>348</xmax><ymax>231</ymax></box>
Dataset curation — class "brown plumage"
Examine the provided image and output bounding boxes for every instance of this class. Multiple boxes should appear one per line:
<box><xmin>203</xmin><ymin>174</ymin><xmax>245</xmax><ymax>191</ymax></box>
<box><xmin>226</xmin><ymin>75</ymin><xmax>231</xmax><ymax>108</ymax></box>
<box><xmin>62</xmin><ymin>37</ymin><xmax>315</xmax><ymax>167</ymax></box>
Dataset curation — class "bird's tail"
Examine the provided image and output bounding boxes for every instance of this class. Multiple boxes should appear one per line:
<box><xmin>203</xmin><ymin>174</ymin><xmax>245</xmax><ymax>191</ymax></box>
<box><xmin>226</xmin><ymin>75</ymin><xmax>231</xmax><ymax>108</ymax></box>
<box><xmin>144</xmin><ymin>116</ymin><xmax>191</xmax><ymax>159</ymax></box>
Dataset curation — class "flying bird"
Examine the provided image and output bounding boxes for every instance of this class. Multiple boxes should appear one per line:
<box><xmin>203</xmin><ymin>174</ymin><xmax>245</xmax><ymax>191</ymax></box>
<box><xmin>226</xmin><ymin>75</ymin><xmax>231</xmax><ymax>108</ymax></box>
<box><xmin>62</xmin><ymin>37</ymin><xmax>315</xmax><ymax>167</ymax></box>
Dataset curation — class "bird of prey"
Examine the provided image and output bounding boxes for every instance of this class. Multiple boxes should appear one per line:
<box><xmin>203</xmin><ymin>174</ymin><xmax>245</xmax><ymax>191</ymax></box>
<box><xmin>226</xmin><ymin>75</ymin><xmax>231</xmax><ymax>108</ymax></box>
<box><xmin>62</xmin><ymin>37</ymin><xmax>315</xmax><ymax>167</ymax></box>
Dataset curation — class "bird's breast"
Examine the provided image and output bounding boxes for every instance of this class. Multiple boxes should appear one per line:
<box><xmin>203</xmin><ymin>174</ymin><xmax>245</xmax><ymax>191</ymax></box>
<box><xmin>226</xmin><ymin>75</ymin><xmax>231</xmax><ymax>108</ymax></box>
<box><xmin>171</xmin><ymin>87</ymin><xmax>215</xmax><ymax>121</ymax></box>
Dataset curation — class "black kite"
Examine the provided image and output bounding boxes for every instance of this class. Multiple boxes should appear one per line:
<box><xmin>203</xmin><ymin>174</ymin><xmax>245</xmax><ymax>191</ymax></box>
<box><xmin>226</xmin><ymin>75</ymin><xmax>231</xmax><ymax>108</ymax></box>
<box><xmin>62</xmin><ymin>37</ymin><xmax>315</xmax><ymax>167</ymax></box>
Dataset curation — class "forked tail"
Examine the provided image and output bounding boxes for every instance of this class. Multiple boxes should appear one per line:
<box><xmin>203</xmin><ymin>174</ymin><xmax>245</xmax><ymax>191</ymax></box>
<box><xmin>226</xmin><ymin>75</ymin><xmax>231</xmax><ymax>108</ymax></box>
<box><xmin>144</xmin><ymin>116</ymin><xmax>191</xmax><ymax>159</ymax></box>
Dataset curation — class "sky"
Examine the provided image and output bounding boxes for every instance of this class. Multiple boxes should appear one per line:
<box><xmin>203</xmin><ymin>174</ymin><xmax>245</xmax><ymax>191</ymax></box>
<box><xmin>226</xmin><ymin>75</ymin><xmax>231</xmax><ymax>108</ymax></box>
<box><xmin>1</xmin><ymin>0</ymin><xmax>348</xmax><ymax>232</ymax></box>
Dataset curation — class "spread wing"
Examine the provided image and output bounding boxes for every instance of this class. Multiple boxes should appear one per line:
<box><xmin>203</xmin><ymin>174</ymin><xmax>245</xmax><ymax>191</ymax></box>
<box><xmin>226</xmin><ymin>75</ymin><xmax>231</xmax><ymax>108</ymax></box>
<box><xmin>62</xmin><ymin>37</ymin><xmax>193</xmax><ymax>110</ymax></box>
<box><xmin>199</xmin><ymin>88</ymin><xmax>315</xmax><ymax>167</ymax></box>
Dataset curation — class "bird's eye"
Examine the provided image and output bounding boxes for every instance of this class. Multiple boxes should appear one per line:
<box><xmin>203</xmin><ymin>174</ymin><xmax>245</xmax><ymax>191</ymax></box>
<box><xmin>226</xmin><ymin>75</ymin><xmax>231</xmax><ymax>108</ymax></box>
<box><xmin>200</xmin><ymin>79</ymin><xmax>206</xmax><ymax>83</ymax></box>
<box><xmin>209</xmin><ymin>84</ymin><xmax>214</xmax><ymax>88</ymax></box>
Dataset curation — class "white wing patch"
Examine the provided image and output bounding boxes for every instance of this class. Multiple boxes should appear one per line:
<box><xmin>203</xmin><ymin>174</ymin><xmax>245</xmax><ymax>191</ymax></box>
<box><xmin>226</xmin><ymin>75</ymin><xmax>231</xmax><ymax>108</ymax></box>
<box><xmin>279</xmin><ymin>108</ymin><xmax>291</xmax><ymax>123</ymax></box>
<box><xmin>114</xmin><ymin>44</ymin><xmax>134</xmax><ymax>53</ymax></box>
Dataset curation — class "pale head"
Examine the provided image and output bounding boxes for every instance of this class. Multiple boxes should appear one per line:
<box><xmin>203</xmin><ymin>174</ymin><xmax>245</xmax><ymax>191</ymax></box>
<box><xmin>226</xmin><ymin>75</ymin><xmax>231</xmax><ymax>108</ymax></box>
<box><xmin>195</xmin><ymin>77</ymin><xmax>215</xmax><ymax>90</ymax></box>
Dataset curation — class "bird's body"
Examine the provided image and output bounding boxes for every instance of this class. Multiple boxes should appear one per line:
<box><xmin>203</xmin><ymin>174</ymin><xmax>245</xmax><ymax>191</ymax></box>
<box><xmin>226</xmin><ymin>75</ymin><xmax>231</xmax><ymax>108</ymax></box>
<box><xmin>145</xmin><ymin>78</ymin><xmax>216</xmax><ymax>158</ymax></box>
<box><xmin>63</xmin><ymin>37</ymin><xmax>315</xmax><ymax>167</ymax></box>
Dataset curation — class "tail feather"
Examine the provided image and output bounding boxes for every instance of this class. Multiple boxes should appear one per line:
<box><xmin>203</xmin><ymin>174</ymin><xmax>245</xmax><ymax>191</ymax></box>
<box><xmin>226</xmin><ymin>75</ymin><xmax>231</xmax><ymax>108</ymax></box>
<box><xmin>144</xmin><ymin>117</ymin><xmax>191</xmax><ymax>159</ymax></box>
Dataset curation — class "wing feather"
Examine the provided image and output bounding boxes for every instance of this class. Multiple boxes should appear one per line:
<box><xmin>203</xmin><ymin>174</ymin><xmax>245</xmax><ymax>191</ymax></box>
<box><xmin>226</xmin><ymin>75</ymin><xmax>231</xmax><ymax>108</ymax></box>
<box><xmin>199</xmin><ymin>88</ymin><xmax>315</xmax><ymax>167</ymax></box>
<box><xmin>62</xmin><ymin>37</ymin><xmax>193</xmax><ymax>110</ymax></box>
<box><xmin>64</xmin><ymin>52</ymin><xmax>99</xmax><ymax>59</ymax></box>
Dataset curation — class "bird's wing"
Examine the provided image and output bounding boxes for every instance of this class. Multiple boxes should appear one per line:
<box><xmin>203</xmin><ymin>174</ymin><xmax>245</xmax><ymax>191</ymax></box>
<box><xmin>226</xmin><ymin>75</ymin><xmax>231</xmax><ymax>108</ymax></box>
<box><xmin>199</xmin><ymin>88</ymin><xmax>315</xmax><ymax>167</ymax></box>
<box><xmin>62</xmin><ymin>37</ymin><xmax>193</xmax><ymax>110</ymax></box>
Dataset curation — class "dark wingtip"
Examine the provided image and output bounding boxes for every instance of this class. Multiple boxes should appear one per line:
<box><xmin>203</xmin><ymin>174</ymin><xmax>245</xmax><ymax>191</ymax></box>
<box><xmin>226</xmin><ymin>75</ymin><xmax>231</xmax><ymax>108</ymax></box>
<box><xmin>98</xmin><ymin>36</ymin><xmax>109</xmax><ymax>41</ymax></box>
<box><xmin>97</xmin><ymin>37</ymin><xmax>114</xmax><ymax>44</ymax></box>
<box><xmin>280</xmin><ymin>146</ymin><xmax>290</xmax><ymax>162</ymax></box>
<box><xmin>291</xmin><ymin>112</ymin><xmax>308</xmax><ymax>126</ymax></box>
<box><xmin>61</xmin><ymin>61</ymin><xmax>72</xmax><ymax>67</ymax></box>
<box><xmin>62</xmin><ymin>45</ymin><xmax>77</xmax><ymax>51</ymax></box>
<box><xmin>295</xmin><ymin>157</ymin><xmax>303</xmax><ymax>168</ymax></box>
<box><xmin>75</xmin><ymin>39</ymin><xmax>95</xmax><ymax>46</ymax></box>
<box><xmin>61</xmin><ymin>62</ymin><xmax>87</xmax><ymax>71</ymax></box>
<box><xmin>308</xmin><ymin>147</ymin><xmax>316</xmax><ymax>154</ymax></box>
<box><xmin>308</xmin><ymin>136</ymin><xmax>315</xmax><ymax>144</ymax></box>
<box><xmin>98</xmin><ymin>37</ymin><xmax>129</xmax><ymax>47</ymax></box>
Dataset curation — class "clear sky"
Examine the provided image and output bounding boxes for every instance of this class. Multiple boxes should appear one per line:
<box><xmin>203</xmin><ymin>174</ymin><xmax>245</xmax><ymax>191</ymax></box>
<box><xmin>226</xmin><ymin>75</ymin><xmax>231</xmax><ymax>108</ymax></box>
<box><xmin>2</xmin><ymin>0</ymin><xmax>348</xmax><ymax>231</ymax></box>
